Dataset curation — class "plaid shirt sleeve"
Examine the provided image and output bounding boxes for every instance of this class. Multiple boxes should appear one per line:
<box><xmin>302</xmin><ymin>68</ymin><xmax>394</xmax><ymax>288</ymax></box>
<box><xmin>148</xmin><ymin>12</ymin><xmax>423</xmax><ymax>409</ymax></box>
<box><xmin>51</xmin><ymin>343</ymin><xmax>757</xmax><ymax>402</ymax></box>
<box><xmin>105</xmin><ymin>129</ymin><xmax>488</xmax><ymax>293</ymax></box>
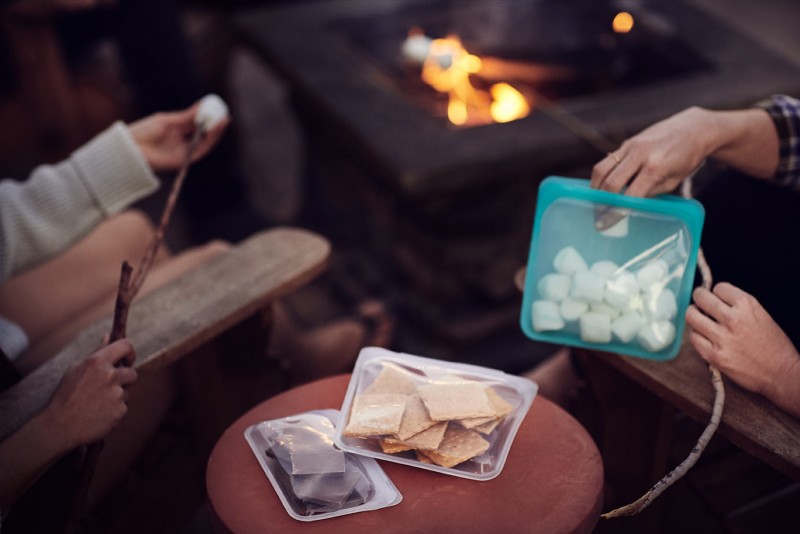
<box><xmin>755</xmin><ymin>94</ymin><xmax>800</xmax><ymax>188</ymax></box>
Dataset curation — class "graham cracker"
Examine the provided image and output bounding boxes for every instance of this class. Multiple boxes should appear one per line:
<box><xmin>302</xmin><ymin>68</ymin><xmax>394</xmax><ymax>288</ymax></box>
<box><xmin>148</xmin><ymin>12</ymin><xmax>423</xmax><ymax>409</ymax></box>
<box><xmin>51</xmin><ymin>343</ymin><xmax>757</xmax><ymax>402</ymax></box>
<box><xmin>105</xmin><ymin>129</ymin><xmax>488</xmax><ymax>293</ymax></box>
<box><xmin>344</xmin><ymin>393</ymin><xmax>407</xmax><ymax>437</ymax></box>
<box><xmin>417</xmin><ymin>381</ymin><xmax>494</xmax><ymax>421</ymax></box>
<box><xmin>379</xmin><ymin>439</ymin><xmax>414</xmax><ymax>454</ymax></box>
<box><xmin>421</xmin><ymin>426</ymin><xmax>490</xmax><ymax>468</ymax></box>
<box><xmin>363</xmin><ymin>363</ymin><xmax>419</xmax><ymax>395</ymax></box>
<box><xmin>395</xmin><ymin>393</ymin><xmax>437</xmax><ymax>440</ymax></box>
<box><xmin>457</xmin><ymin>387</ymin><xmax>514</xmax><ymax>428</ymax></box>
<box><xmin>472</xmin><ymin>418</ymin><xmax>502</xmax><ymax>435</ymax></box>
<box><xmin>384</xmin><ymin>421</ymin><xmax>448</xmax><ymax>451</ymax></box>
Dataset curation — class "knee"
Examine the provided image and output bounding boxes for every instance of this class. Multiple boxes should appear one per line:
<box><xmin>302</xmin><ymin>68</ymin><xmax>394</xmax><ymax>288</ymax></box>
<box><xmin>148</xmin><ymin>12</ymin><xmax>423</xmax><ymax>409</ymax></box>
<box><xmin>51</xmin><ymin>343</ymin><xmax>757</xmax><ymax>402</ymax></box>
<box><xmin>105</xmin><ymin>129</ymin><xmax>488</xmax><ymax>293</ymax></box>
<box><xmin>200</xmin><ymin>240</ymin><xmax>232</xmax><ymax>259</ymax></box>
<box><xmin>113</xmin><ymin>210</ymin><xmax>157</xmax><ymax>238</ymax></box>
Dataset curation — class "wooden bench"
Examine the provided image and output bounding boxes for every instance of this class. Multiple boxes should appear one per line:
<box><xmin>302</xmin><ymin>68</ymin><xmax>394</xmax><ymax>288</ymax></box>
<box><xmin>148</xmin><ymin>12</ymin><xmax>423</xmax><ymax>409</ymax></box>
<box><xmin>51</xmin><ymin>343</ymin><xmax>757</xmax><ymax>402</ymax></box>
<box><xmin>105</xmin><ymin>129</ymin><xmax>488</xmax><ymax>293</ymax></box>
<box><xmin>0</xmin><ymin>227</ymin><xmax>331</xmax><ymax>443</ymax></box>
<box><xmin>577</xmin><ymin>341</ymin><xmax>800</xmax><ymax>532</ymax></box>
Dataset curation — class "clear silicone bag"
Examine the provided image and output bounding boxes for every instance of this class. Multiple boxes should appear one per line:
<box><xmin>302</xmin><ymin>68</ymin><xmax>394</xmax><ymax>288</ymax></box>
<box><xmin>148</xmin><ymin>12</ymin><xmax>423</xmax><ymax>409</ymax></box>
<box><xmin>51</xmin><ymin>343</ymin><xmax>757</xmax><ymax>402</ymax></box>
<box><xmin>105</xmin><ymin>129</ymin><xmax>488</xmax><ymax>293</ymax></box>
<box><xmin>334</xmin><ymin>347</ymin><xmax>538</xmax><ymax>481</ymax></box>
<box><xmin>245</xmin><ymin>409</ymin><xmax>402</xmax><ymax>521</ymax></box>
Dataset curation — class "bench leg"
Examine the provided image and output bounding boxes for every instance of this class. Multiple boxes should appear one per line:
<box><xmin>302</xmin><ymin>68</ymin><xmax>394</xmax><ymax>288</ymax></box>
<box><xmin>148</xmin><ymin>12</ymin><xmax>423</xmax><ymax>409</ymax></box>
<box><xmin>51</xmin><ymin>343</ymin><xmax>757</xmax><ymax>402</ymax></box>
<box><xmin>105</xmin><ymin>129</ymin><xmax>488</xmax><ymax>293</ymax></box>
<box><xmin>576</xmin><ymin>351</ymin><xmax>674</xmax><ymax>534</ymax></box>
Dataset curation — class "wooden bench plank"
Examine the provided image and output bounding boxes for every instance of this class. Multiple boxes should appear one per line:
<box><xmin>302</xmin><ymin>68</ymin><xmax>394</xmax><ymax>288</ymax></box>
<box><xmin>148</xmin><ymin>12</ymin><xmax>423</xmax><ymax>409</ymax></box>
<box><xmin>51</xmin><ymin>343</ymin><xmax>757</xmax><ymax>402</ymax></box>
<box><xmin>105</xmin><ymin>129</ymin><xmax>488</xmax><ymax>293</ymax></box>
<box><xmin>584</xmin><ymin>341</ymin><xmax>800</xmax><ymax>480</ymax></box>
<box><xmin>0</xmin><ymin>227</ymin><xmax>330</xmax><ymax>442</ymax></box>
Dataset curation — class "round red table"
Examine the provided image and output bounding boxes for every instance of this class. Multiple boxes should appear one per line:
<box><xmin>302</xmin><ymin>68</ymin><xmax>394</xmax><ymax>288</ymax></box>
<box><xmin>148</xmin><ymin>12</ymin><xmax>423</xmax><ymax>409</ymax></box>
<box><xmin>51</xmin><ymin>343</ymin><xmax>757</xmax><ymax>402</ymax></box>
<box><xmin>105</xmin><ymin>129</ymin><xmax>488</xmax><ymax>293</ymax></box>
<box><xmin>206</xmin><ymin>374</ymin><xmax>603</xmax><ymax>533</ymax></box>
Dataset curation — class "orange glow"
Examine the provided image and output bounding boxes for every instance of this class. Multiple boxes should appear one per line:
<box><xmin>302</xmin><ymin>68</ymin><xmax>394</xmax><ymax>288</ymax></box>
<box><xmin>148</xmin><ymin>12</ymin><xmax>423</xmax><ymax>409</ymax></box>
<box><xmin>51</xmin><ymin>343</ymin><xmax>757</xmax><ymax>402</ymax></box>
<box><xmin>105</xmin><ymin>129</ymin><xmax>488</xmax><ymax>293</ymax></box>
<box><xmin>418</xmin><ymin>34</ymin><xmax>530</xmax><ymax>126</ymax></box>
<box><xmin>490</xmin><ymin>83</ymin><xmax>530</xmax><ymax>123</ymax></box>
<box><xmin>612</xmin><ymin>11</ymin><xmax>634</xmax><ymax>33</ymax></box>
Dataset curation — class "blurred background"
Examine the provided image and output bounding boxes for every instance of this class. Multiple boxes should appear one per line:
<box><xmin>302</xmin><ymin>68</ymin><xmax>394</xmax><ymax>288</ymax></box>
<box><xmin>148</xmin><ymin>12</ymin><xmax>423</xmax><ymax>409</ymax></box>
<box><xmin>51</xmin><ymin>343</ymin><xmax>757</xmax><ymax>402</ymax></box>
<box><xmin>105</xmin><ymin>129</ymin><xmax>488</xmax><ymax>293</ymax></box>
<box><xmin>1</xmin><ymin>0</ymin><xmax>799</xmax><ymax>532</ymax></box>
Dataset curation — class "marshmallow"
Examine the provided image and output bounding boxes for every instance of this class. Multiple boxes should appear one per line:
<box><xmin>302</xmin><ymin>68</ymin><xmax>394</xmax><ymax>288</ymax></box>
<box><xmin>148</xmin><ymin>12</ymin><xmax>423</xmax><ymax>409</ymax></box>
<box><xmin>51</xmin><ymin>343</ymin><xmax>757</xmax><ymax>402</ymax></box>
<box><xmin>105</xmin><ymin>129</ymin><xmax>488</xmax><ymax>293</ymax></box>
<box><xmin>580</xmin><ymin>312</ymin><xmax>612</xmax><ymax>343</ymax></box>
<box><xmin>559</xmin><ymin>298</ymin><xmax>589</xmax><ymax>322</ymax></box>
<box><xmin>195</xmin><ymin>94</ymin><xmax>229</xmax><ymax>131</ymax></box>
<box><xmin>553</xmin><ymin>246</ymin><xmax>588</xmax><ymax>276</ymax></box>
<box><xmin>637</xmin><ymin>321</ymin><xmax>677</xmax><ymax>352</ymax></box>
<box><xmin>604</xmin><ymin>270</ymin><xmax>639</xmax><ymax>310</ymax></box>
<box><xmin>401</xmin><ymin>32</ymin><xmax>432</xmax><ymax>64</ymax></box>
<box><xmin>636</xmin><ymin>259</ymin><xmax>670</xmax><ymax>291</ymax></box>
<box><xmin>590</xmin><ymin>302</ymin><xmax>621</xmax><ymax>319</ymax></box>
<box><xmin>599</xmin><ymin>212</ymin><xmax>629</xmax><ymax>238</ymax></box>
<box><xmin>641</xmin><ymin>288</ymin><xmax>678</xmax><ymax>322</ymax></box>
<box><xmin>611</xmin><ymin>310</ymin><xmax>645</xmax><ymax>343</ymax></box>
<box><xmin>532</xmin><ymin>300</ymin><xmax>565</xmax><ymax>332</ymax></box>
<box><xmin>570</xmin><ymin>271</ymin><xmax>605</xmax><ymax>303</ymax></box>
<box><xmin>590</xmin><ymin>260</ymin><xmax>619</xmax><ymax>281</ymax></box>
<box><xmin>537</xmin><ymin>273</ymin><xmax>571</xmax><ymax>302</ymax></box>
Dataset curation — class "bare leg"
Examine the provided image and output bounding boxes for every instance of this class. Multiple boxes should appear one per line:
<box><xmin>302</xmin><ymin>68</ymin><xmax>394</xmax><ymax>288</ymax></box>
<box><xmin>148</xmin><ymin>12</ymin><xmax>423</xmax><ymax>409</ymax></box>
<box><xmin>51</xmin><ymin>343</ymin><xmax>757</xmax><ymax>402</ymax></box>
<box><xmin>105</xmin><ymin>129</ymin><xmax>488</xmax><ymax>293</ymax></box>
<box><xmin>15</xmin><ymin>239</ymin><xmax>230</xmax><ymax>374</ymax></box>
<box><xmin>0</xmin><ymin>210</ymin><xmax>169</xmax><ymax>345</ymax></box>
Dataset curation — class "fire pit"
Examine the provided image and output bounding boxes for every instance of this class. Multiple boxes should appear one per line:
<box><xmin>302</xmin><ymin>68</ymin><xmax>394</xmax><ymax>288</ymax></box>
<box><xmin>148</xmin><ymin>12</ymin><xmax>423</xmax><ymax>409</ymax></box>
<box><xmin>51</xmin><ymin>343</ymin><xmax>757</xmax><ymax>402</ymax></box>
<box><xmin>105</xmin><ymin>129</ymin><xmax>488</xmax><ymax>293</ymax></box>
<box><xmin>234</xmin><ymin>0</ymin><xmax>800</xmax><ymax>363</ymax></box>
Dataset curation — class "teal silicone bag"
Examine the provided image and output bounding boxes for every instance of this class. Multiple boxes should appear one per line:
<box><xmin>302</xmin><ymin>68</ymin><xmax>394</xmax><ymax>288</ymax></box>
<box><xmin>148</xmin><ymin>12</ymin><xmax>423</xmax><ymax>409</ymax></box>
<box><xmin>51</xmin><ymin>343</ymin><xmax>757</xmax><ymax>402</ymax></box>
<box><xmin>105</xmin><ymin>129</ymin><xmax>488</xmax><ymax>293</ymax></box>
<box><xmin>520</xmin><ymin>176</ymin><xmax>705</xmax><ymax>360</ymax></box>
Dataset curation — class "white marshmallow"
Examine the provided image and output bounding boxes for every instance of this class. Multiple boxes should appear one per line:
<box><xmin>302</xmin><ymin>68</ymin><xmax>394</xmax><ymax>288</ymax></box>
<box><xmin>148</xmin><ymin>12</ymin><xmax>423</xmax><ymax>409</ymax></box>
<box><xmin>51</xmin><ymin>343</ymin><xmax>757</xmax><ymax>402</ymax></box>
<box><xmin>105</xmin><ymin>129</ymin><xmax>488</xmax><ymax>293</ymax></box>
<box><xmin>195</xmin><ymin>94</ymin><xmax>229</xmax><ymax>131</ymax></box>
<box><xmin>604</xmin><ymin>270</ymin><xmax>639</xmax><ymax>310</ymax></box>
<box><xmin>641</xmin><ymin>288</ymin><xmax>678</xmax><ymax>322</ymax></box>
<box><xmin>636</xmin><ymin>259</ymin><xmax>670</xmax><ymax>291</ymax></box>
<box><xmin>401</xmin><ymin>33</ymin><xmax>432</xmax><ymax>64</ymax></box>
<box><xmin>570</xmin><ymin>271</ymin><xmax>605</xmax><ymax>303</ymax></box>
<box><xmin>559</xmin><ymin>298</ymin><xmax>589</xmax><ymax>321</ymax></box>
<box><xmin>537</xmin><ymin>273</ymin><xmax>571</xmax><ymax>302</ymax></box>
<box><xmin>580</xmin><ymin>312</ymin><xmax>612</xmax><ymax>343</ymax></box>
<box><xmin>611</xmin><ymin>310</ymin><xmax>645</xmax><ymax>343</ymax></box>
<box><xmin>590</xmin><ymin>260</ymin><xmax>619</xmax><ymax>281</ymax></box>
<box><xmin>637</xmin><ymin>321</ymin><xmax>677</xmax><ymax>352</ymax></box>
<box><xmin>590</xmin><ymin>302</ymin><xmax>621</xmax><ymax>319</ymax></box>
<box><xmin>553</xmin><ymin>246</ymin><xmax>588</xmax><ymax>276</ymax></box>
<box><xmin>599</xmin><ymin>213</ymin><xmax>629</xmax><ymax>238</ymax></box>
<box><xmin>532</xmin><ymin>300</ymin><xmax>565</xmax><ymax>332</ymax></box>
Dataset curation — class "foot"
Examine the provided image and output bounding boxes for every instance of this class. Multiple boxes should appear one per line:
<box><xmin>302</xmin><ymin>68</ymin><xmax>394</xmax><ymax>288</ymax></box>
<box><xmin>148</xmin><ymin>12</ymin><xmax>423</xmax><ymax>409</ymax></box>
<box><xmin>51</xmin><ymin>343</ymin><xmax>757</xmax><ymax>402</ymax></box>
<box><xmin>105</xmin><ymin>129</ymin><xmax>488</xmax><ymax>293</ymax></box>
<box><xmin>269</xmin><ymin>300</ymin><xmax>394</xmax><ymax>385</ymax></box>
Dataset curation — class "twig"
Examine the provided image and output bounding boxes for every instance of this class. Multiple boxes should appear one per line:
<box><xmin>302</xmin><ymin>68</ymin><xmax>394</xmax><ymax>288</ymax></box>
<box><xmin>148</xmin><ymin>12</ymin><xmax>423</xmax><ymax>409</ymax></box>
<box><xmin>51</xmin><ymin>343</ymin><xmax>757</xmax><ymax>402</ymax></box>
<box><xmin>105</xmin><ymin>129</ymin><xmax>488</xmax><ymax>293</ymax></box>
<box><xmin>602</xmin><ymin>170</ymin><xmax>726</xmax><ymax>518</ymax></box>
<box><xmin>63</xmin><ymin>128</ymin><xmax>204</xmax><ymax>534</ymax></box>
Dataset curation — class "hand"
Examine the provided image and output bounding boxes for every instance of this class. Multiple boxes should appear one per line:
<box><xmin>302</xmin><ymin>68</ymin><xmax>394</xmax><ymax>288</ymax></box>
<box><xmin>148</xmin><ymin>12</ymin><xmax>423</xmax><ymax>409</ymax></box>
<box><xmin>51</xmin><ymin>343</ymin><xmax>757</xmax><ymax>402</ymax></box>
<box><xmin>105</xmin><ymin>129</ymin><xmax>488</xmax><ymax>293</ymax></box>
<box><xmin>590</xmin><ymin>107</ymin><xmax>713</xmax><ymax>197</ymax></box>
<box><xmin>44</xmin><ymin>339</ymin><xmax>138</xmax><ymax>448</ymax></box>
<box><xmin>128</xmin><ymin>101</ymin><xmax>230</xmax><ymax>173</ymax></box>
<box><xmin>686</xmin><ymin>283</ymin><xmax>800</xmax><ymax>401</ymax></box>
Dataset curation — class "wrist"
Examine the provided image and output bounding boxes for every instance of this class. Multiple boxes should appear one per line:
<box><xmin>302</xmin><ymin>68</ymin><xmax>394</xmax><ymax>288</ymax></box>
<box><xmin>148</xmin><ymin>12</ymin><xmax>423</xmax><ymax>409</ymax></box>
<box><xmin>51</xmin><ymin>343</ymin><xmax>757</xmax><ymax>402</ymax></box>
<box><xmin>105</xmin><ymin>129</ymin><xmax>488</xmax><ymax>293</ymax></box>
<box><xmin>38</xmin><ymin>405</ymin><xmax>79</xmax><ymax>452</ymax></box>
<box><xmin>765</xmin><ymin>350</ymin><xmax>800</xmax><ymax>418</ymax></box>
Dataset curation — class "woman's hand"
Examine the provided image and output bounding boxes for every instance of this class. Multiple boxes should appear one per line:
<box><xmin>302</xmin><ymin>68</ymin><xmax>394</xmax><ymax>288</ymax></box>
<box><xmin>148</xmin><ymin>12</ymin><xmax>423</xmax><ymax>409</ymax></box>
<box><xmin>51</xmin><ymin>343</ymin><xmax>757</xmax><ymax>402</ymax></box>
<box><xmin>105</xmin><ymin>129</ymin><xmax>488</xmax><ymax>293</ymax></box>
<box><xmin>686</xmin><ymin>282</ymin><xmax>800</xmax><ymax>417</ymax></box>
<box><xmin>128</xmin><ymin>101</ymin><xmax>230</xmax><ymax>173</ymax></box>
<box><xmin>590</xmin><ymin>106</ymin><xmax>713</xmax><ymax>198</ymax></box>
<box><xmin>44</xmin><ymin>339</ymin><xmax>138</xmax><ymax>447</ymax></box>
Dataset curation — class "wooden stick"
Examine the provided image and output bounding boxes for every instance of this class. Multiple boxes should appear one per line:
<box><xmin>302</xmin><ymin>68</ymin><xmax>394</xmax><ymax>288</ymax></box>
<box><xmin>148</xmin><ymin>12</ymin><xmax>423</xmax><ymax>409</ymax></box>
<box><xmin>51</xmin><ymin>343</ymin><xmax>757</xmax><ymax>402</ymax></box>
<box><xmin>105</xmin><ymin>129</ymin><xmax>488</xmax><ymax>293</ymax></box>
<box><xmin>602</xmin><ymin>170</ymin><xmax>726</xmax><ymax>518</ymax></box>
<box><xmin>64</xmin><ymin>128</ymin><xmax>204</xmax><ymax>534</ymax></box>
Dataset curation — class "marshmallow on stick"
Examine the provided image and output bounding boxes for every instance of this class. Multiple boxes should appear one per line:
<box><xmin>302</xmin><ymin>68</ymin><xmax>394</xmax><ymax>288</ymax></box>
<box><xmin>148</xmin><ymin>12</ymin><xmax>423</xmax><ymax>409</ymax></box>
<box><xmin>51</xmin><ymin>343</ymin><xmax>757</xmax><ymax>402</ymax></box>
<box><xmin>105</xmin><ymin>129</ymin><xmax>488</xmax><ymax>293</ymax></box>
<box><xmin>195</xmin><ymin>94</ymin><xmax>229</xmax><ymax>131</ymax></box>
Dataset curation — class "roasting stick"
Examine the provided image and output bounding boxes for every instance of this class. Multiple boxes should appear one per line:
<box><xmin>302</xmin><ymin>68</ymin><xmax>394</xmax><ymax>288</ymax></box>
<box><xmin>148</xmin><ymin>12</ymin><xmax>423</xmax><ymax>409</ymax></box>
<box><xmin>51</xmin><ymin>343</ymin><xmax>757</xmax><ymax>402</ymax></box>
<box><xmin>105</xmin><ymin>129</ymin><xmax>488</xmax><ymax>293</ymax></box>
<box><xmin>64</xmin><ymin>95</ymin><xmax>229</xmax><ymax>534</ymax></box>
<box><xmin>601</xmin><ymin>172</ymin><xmax>725</xmax><ymax>518</ymax></box>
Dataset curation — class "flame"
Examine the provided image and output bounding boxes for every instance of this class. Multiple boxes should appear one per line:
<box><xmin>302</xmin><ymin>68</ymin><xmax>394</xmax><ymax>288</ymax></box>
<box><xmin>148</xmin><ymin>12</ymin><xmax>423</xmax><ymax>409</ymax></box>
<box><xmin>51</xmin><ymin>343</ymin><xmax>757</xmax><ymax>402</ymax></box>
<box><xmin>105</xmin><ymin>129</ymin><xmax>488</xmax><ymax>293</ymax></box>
<box><xmin>612</xmin><ymin>11</ymin><xmax>634</xmax><ymax>33</ymax></box>
<box><xmin>418</xmin><ymin>34</ymin><xmax>530</xmax><ymax>126</ymax></box>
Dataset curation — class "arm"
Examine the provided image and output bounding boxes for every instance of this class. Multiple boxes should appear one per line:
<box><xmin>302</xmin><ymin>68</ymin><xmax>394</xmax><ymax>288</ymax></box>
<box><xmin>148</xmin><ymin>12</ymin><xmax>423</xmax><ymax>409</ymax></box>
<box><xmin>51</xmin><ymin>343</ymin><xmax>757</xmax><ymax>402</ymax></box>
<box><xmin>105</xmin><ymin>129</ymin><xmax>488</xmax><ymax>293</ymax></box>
<box><xmin>0</xmin><ymin>98</ymin><xmax>229</xmax><ymax>284</ymax></box>
<box><xmin>0</xmin><ymin>340</ymin><xmax>137</xmax><ymax>514</ymax></box>
<box><xmin>686</xmin><ymin>283</ymin><xmax>800</xmax><ymax>419</ymax></box>
<box><xmin>0</xmin><ymin>122</ymin><xmax>159</xmax><ymax>283</ymax></box>
<box><xmin>590</xmin><ymin>96</ymin><xmax>796</xmax><ymax>197</ymax></box>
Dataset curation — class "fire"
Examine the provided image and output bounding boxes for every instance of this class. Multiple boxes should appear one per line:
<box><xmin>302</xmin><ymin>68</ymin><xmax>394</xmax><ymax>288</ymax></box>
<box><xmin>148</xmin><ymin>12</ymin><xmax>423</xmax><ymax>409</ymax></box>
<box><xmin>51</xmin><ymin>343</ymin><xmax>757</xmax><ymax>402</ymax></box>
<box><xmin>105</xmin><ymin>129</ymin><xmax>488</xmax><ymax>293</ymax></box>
<box><xmin>413</xmin><ymin>33</ymin><xmax>530</xmax><ymax>126</ymax></box>
<box><xmin>612</xmin><ymin>11</ymin><xmax>634</xmax><ymax>34</ymax></box>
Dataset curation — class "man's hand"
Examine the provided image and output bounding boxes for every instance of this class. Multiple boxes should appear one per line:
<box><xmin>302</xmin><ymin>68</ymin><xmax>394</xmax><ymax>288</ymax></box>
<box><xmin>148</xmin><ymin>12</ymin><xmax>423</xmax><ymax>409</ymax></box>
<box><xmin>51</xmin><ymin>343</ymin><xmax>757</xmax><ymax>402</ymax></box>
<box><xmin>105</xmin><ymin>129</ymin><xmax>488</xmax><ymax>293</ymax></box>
<box><xmin>686</xmin><ymin>282</ymin><xmax>800</xmax><ymax>417</ymax></box>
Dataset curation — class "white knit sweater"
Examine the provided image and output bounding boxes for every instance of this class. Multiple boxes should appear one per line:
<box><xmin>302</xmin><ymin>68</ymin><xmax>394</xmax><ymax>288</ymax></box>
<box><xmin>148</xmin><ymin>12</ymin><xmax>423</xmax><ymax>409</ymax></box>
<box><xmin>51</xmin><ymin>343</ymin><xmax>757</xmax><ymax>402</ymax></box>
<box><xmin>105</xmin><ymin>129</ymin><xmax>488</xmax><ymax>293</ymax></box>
<box><xmin>0</xmin><ymin>121</ymin><xmax>160</xmax><ymax>284</ymax></box>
